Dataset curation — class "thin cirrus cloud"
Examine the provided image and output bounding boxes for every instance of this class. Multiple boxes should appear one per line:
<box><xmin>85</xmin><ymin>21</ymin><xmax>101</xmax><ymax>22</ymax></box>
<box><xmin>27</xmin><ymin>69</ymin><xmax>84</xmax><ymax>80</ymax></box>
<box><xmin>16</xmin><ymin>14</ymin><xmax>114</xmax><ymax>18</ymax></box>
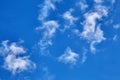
<box><xmin>0</xmin><ymin>40</ymin><xmax>36</xmax><ymax>74</ymax></box>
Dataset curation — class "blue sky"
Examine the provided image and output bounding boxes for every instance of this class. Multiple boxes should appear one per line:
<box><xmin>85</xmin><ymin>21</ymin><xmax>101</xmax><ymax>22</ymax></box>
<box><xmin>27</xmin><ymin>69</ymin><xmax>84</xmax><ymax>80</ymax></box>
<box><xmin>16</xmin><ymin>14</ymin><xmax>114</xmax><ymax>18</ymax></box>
<box><xmin>0</xmin><ymin>0</ymin><xmax>120</xmax><ymax>80</ymax></box>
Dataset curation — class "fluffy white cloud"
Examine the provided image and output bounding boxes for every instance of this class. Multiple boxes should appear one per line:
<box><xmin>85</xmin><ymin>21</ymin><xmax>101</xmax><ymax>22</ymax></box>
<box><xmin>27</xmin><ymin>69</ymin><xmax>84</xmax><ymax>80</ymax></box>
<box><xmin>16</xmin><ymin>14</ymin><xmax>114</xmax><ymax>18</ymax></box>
<box><xmin>81</xmin><ymin>5</ymin><xmax>107</xmax><ymax>53</ymax></box>
<box><xmin>37</xmin><ymin>20</ymin><xmax>59</xmax><ymax>55</ymax></box>
<box><xmin>76</xmin><ymin>0</ymin><xmax>88</xmax><ymax>11</ymax></box>
<box><xmin>38</xmin><ymin>0</ymin><xmax>57</xmax><ymax>21</ymax></box>
<box><xmin>0</xmin><ymin>40</ymin><xmax>36</xmax><ymax>74</ymax></box>
<box><xmin>42</xmin><ymin>20</ymin><xmax>59</xmax><ymax>39</ymax></box>
<box><xmin>63</xmin><ymin>9</ymin><xmax>78</xmax><ymax>25</ymax></box>
<box><xmin>58</xmin><ymin>47</ymin><xmax>79</xmax><ymax>65</ymax></box>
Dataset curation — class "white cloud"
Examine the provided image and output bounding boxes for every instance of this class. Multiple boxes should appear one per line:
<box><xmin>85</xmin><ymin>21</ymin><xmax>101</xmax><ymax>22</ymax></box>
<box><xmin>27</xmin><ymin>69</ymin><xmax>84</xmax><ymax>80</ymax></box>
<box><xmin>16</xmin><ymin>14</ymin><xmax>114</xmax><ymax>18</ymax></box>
<box><xmin>42</xmin><ymin>20</ymin><xmax>59</xmax><ymax>39</ymax></box>
<box><xmin>113</xmin><ymin>35</ymin><xmax>118</xmax><ymax>41</ymax></box>
<box><xmin>90</xmin><ymin>26</ymin><xmax>106</xmax><ymax>53</ymax></box>
<box><xmin>58</xmin><ymin>47</ymin><xmax>79</xmax><ymax>65</ymax></box>
<box><xmin>38</xmin><ymin>0</ymin><xmax>57</xmax><ymax>21</ymax></box>
<box><xmin>0</xmin><ymin>40</ymin><xmax>36</xmax><ymax>74</ymax></box>
<box><xmin>94</xmin><ymin>5</ymin><xmax>108</xmax><ymax>16</ymax></box>
<box><xmin>111</xmin><ymin>0</ymin><xmax>115</xmax><ymax>5</ymax></box>
<box><xmin>76</xmin><ymin>0</ymin><xmax>88</xmax><ymax>11</ymax></box>
<box><xmin>63</xmin><ymin>9</ymin><xmax>78</xmax><ymax>25</ymax></box>
<box><xmin>94</xmin><ymin>0</ymin><xmax>104</xmax><ymax>3</ymax></box>
<box><xmin>113</xmin><ymin>24</ymin><xmax>120</xmax><ymax>29</ymax></box>
<box><xmin>41</xmin><ymin>67</ymin><xmax>55</xmax><ymax>80</ymax></box>
<box><xmin>81</xmin><ymin>5</ymin><xmax>107</xmax><ymax>53</ymax></box>
<box><xmin>81</xmin><ymin>49</ymin><xmax>87</xmax><ymax>64</ymax></box>
<box><xmin>9</xmin><ymin>43</ymin><xmax>26</xmax><ymax>55</ymax></box>
<box><xmin>4</xmin><ymin>54</ymin><xmax>35</xmax><ymax>74</ymax></box>
<box><xmin>37</xmin><ymin>20</ymin><xmax>59</xmax><ymax>55</ymax></box>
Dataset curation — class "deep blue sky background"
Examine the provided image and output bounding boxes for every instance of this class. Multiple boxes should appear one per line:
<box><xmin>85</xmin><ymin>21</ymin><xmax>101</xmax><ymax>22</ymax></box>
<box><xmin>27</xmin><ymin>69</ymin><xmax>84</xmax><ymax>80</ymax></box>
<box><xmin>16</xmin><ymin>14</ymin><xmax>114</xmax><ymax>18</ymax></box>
<box><xmin>0</xmin><ymin>0</ymin><xmax>120</xmax><ymax>80</ymax></box>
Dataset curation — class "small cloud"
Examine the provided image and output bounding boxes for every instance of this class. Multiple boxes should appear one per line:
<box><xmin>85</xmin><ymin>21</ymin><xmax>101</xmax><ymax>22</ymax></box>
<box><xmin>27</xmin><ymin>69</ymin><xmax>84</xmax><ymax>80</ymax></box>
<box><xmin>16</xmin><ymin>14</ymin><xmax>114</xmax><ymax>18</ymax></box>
<box><xmin>113</xmin><ymin>24</ymin><xmax>120</xmax><ymax>29</ymax></box>
<box><xmin>94</xmin><ymin>0</ymin><xmax>104</xmax><ymax>3</ymax></box>
<box><xmin>81</xmin><ymin>49</ymin><xmax>87</xmax><ymax>64</ymax></box>
<box><xmin>41</xmin><ymin>67</ymin><xmax>55</xmax><ymax>80</ymax></box>
<box><xmin>0</xmin><ymin>40</ymin><xmax>36</xmax><ymax>74</ymax></box>
<box><xmin>42</xmin><ymin>20</ymin><xmax>59</xmax><ymax>38</ymax></box>
<box><xmin>111</xmin><ymin>0</ymin><xmax>115</xmax><ymax>5</ymax></box>
<box><xmin>58</xmin><ymin>47</ymin><xmax>79</xmax><ymax>65</ymax></box>
<box><xmin>76</xmin><ymin>0</ymin><xmax>88</xmax><ymax>11</ymax></box>
<box><xmin>113</xmin><ymin>35</ymin><xmax>118</xmax><ymax>41</ymax></box>
<box><xmin>38</xmin><ymin>0</ymin><xmax>57</xmax><ymax>21</ymax></box>
<box><xmin>63</xmin><ymin>9</ymin><xmax>78</xmax><ymax>26</ymax></box>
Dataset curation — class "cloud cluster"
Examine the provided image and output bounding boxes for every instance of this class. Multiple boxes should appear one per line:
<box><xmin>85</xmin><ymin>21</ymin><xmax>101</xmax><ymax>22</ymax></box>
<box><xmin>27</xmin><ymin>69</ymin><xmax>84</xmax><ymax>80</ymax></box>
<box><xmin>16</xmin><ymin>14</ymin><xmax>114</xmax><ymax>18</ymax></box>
<box><xmin>36</xmin><ymin>0</ymin><xmax>115</xmax><ymax>66</ymax></box>
<box><xmin>0</xmin><ymin>40</ymin><xmax>36</xmax><ymax>74</ymax></box>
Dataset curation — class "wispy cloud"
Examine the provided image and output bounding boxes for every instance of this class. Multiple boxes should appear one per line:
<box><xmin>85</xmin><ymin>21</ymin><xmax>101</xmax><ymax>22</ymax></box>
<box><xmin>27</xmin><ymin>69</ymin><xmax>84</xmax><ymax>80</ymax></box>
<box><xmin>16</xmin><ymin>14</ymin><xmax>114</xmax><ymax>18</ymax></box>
<box><xmin>94</xmin><ymin>0</ymin><xmax>104</xmax><ymax>3</ymax></box>
<box><xmin>58</xmin><ymin>47</ymin><xmax>79</xmax><ymax>65</ymax></box>
<box><xmin>0</xmin><ymin>40</ymin><xmax>36</xmax><ymax>74</ymax></box>
<box><xmin>81</xmin><ymin>5</ymin><xmax>107</xmax><ymax>53</ymax></box>
<box><xmin>41</xmin><ymin>67</ymin><xmax>55</xmax><ymax>80</ymax></box>
<box><xmin>37</xmin><ymin>20</ymin><xmax>59</xmax><ymax>55</ymax></box>
<box><xmin>38</xmin><ymin>0</ymin><xmax>57</xmax><ymax>21</ymax></box>
<box><xmin>76</xmin><ymin>0</ymin><xmax>88</xmax><ymax>11</ymax></box>
<box><xmin>113</xmin><ymin>35</ymin><xmax>118</xmax><ymax>41</ymax></box>
<box><xmin>113</xmin><ymin>24</ymin><xmax>120</xmax><ymax>29</ymax></box>
<box><xmin>63</xmin><ymin>9</ymin><xmax>78</xmax><ymax>26</ymax></box>
<box><xmin>37</xmin><ymin>0</ymin><xmax>60</xmax><ymax>55</ymax></box>
<box><xmin>81</xmin><ymin>48</ymin><xmax>87</xmax><ymax>64</ymax></box>
<box><xmin>111</xmin><ymin>0</ymin><xmax>115</xmax><ymax>5</ymax></box>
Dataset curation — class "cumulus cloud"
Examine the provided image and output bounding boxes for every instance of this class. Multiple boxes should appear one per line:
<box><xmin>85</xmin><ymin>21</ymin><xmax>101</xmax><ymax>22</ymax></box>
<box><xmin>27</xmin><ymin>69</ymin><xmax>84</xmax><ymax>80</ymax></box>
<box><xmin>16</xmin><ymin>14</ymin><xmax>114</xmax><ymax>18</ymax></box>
<box><xmin>38</xmin><ymin>0</ymin><xmax>57</xmax><ymax>21</ymax></box>
<box><xmin>0</xmin><ymin>40</ymin><xmax>36</xmax><ymax>74</ymax></box>
<box><xmin>76</xmin><ymin>0</ymin><xmax>88</xmax><ymax>11</ymax></box>
<box><xmin>63</xmin><ymin>9</ymin><xmax>78</xmax><ymax>25</ymax></box>
<box><xmin>37</xmin><ymin>20</ymin><xmax>59</xmax><ymax>55</ymax></box>
<box><xmin>58</xmin><ymin>47</ymin><xmax>79</xmax><ymax>65</ymax></box>
<box><xmin>81</xmin><ymin>5</ymin><xmax>107</xmax><ymax>53</ymax></box>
